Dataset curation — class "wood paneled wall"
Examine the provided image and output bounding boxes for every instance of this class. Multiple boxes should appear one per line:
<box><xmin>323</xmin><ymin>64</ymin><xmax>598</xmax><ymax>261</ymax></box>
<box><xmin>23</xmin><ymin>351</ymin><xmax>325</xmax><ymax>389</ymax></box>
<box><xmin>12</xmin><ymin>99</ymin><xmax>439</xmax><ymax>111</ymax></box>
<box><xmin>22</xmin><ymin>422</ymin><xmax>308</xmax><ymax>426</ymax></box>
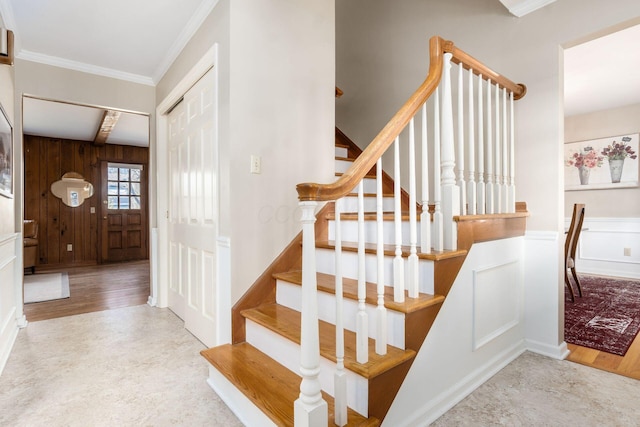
<box><xmin>24</xmin><ymin>135</ymin><xmax>149</xmax><ymax>269</ymax></box>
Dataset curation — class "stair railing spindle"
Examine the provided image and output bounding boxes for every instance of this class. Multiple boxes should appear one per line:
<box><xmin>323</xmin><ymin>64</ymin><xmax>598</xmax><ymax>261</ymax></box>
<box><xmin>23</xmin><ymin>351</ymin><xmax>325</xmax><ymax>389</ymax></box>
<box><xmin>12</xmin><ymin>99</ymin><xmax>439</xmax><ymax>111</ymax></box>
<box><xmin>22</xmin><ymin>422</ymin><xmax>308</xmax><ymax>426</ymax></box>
<box><xmin>476</xmin><ymin>73</ymin><xmax>485</xmax><ymax>214</ymax></box>
<box><xmin>509</xmin><ymin>91</ymin><xmax>516</xmax><ymax>213</ymax></box>
<box><xmin>441</xmin><ymin>52</ymin><xmax>460</xmax><ymax>251</ymax></box>
<box><xmin>485</xmin><ymin>78</ymin><xmax>494</xmax><ymax>214</ymax></box>
<box><xmin>408</xmin><ymin>118</ymin><xmax>419</xmax><ymax>298</ymax></box>
<box><xmin>501</xmin><ymin>87</ymin><xmax>508</xmax><ymax>213</ymax></box>
<box><xmin>466</xmin><ymin>68</ymin><xmax>476</xmax><ymax>215</ymax></box>
<box><xmin>432</xmin><ymin>88</ymin><xmax>443</xmax><ymax>252</ymax></box>
<box><xmin>456</xmin><ymin>64</ymin><xmax>466</xmax><ymax>215</ymax></box>
<box><xmin>393</xmin><ymin>136</ymin><xmax>405</xmax><ymax>302</ymax></box>
<box><xmin>356</xmin><ymin>180</ymin><xmax>368</xmax><ymax>364</ymax></box>
<box><xmin>494</xmin><ymin>83</ymin><xmax>502</xmax><ymax>213</ymax></box>
<box><xmin>420</xmin><ymin>103</ymin><xmax>431</xmax><ymax>254</ymax></box>
<box><xmin>333</xmin><ymin>198</ymin><xmax>347</xmax><ymax>426</ymax></box>
<box><xmin>294</xmin><ymin>200</ymin><xmax>328</xmax><ymax>426</ymax></box>
<box><xmin>376</xmin><ymin>158</ymin><xmax>388</xmax><ymax>354</ymax></box>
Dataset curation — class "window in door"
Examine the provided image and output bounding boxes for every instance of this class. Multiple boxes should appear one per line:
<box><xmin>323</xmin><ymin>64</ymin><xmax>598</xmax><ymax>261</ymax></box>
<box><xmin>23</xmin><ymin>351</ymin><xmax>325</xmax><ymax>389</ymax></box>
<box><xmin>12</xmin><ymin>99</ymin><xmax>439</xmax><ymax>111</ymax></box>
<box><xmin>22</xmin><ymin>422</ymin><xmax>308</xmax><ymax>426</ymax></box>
<box><xmin>107</xmin><ymin>164</ymin><xmax>143</xmax><ymax>210</ymax></box>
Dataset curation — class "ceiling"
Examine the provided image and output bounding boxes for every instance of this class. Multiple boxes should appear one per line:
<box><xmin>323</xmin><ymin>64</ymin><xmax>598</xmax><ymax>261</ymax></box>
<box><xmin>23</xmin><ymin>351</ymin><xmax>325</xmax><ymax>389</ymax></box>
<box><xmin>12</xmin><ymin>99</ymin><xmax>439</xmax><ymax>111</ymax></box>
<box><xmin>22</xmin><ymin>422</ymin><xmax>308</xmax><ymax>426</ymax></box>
<box><xmin>0</xmin><ymin>0</ymin><xmax>637</xmax><ymax>145</ymax></box>
<box><xmin>564</xmin><ymin>23</ymin><xmax>640</xmax><ymax>117</ymax></box>
<box><xmin>0</xmin><ymin>0</ymin><xmax>218</xmax><ymax>147</ymax></box>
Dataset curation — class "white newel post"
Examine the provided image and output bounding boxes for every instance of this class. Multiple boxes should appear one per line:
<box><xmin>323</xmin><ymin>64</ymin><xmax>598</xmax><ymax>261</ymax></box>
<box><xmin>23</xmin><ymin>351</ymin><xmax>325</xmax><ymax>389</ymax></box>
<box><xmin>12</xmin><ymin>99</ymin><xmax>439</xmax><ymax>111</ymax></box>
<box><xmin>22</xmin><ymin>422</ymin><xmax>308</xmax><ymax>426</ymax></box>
<box><xmin>501</xmin><ymin>87</ymin><xmax>509</xmax><ymax>213</ymax></box>
<box><xmin>295</xmin><ymin>201</ymin><xmax>328</xmax><ymax>427</ymax></box>
<box><xmin>440</xmin><ymin>52</ymin><xmax>460</xmax><ymax>250</ymax></box>
<box><xmin>485</xmin><ymin>78</ymin><xmax>494</xmax><ymax>214</ymax></box>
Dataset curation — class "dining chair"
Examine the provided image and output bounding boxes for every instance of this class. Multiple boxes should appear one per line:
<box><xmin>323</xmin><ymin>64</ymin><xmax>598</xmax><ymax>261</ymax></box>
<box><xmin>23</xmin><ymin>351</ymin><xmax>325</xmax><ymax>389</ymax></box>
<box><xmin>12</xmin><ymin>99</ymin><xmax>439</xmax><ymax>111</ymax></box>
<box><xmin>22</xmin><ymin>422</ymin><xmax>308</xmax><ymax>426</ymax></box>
<box><xmin>565</xmin><ymin>203</ymin><xmax>585</xmax><ymax>302</ymax></box>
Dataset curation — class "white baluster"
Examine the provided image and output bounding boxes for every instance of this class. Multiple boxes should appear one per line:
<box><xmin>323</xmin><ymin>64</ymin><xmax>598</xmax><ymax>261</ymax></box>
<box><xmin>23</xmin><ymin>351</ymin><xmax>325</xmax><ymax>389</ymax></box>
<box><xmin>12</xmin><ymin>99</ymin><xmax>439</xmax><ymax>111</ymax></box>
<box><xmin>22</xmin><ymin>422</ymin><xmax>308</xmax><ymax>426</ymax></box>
<box><xmin>441</xmin><ymin>52</ymin><xmax>460</xmax><ymax>251</ymax></box>
<box><xmin>433</xmin><ymin>88</ymin><xmax>443</xmax><ymax>252</ymax></box>
<box><xmin>356</xmin><ymin>181</ymin><xmax>368</xmax><ymax>364</ymax></box>
<box><xmin>393</xmin><ymin>136</ymin><xmax>405</xmax><ymax>303</ymax></box>
<box><xmin>456</xmin><ymin>64</ymin><xmax>466</xmax><ymax>215</ymax></box>
<box><xmin>494</xmin><ymin>83</ymin><xmax>502</xmax><ymax>213</ymax></box>
<box><xmin>408</xmin><ymin>117</ymin><xmax>419</xmax><ymax>298</ymax></box>
<box><xmin>501</xmin><ymin>87</ymin><xmax>508</xmax><ymax>213</ymax></box>
<box><xmin>467</xmin><ymin>68</ymin><xmax>476</xmax><ymax>215</ymax></box>
<box><xmin>476</xmin><ymin>74</ymin><xmax>485</xmax><ymax>215</ymax></box>
<box><xmin>485</xmin><ymin>78</ymin><xmax>494</xmax><ymax>214</ymax></box>
<box><xmin>376</xmin><ymin>158</ymin><xmax>387</xmax><ymax>355</ymax></box>
<box><xmin>333</xmin><ymin>198</ymin><xmax>346</xmax><ymax>427</ymax></box>
<box><xmin>294</xmin><ymin>201</ymin><xmax>328</xmax><ymax>426</ymax></box>
<box><xmin>420</xmin><ymin>103</ymin><xmax>431</xmax><ymax>254</ymax></box>
<box><xmin>509</xmin><ymin>91</ymin><xmax>516</xmax><ymax>213</ymax></box>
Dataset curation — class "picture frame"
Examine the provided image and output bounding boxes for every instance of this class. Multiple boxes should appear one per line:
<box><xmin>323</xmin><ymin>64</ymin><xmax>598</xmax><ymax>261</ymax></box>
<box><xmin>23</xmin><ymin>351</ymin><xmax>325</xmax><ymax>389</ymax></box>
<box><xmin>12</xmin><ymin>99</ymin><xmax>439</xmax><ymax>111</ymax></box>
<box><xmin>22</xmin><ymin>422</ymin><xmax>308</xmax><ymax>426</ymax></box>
<box><xmin>0</xmin><ymin>103</ymin><xmax>12</xmax><ymax>198</ymax></box>
<box><xmin>564</xmin><ymin>133</ymin><xmax>639</xmax><ymax>191</ymax></box>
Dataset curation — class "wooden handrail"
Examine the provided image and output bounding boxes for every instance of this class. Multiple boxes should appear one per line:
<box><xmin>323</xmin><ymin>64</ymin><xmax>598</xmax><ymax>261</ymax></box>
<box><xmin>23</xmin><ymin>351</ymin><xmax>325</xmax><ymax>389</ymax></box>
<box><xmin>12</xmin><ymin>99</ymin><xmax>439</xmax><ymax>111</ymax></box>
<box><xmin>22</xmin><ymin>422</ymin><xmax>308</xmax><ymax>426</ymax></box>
<box><xmin>297</xmin><ymin>36</ymin><xmax>527</xmax><ymax>202</ymax></box>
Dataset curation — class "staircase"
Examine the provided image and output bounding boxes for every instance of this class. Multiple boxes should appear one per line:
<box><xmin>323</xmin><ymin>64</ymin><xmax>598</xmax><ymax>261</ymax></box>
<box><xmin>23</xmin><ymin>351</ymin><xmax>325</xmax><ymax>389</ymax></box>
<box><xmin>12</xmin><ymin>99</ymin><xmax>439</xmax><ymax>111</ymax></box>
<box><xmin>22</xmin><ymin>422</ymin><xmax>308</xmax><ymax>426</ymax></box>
<box><xmin>202</xmin><ymin>132</ymin><xmax>466</xmax><ymax>425</ymax></box>
<box><xmin>202</xmin><ymin>36</ymin><xmax>529</xmax><ymax>426</ymax></box>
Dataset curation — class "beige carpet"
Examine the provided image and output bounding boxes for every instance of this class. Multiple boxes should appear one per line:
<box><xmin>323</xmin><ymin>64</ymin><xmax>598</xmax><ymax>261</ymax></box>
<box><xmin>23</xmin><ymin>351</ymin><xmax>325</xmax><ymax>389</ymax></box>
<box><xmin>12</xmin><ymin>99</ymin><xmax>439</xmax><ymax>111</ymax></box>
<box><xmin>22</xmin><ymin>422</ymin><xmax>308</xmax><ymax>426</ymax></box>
<box><xmin>23</xmin><ymin>272</ymin><xmax>70</xmax><ymax>303</ymax></box>
<box><xmin>1</xmin><ymin>305</ymin><xmax>639</xmax><ymax>426</ymax></box>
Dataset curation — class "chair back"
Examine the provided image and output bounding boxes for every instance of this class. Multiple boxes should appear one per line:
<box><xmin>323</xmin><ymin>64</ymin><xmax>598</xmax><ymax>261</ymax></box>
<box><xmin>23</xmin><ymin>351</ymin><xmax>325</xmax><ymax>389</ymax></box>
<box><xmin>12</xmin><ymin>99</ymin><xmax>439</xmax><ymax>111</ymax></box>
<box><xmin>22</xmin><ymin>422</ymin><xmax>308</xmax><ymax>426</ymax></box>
<box><xmin>565</xmin><ymin>204</ymin><xmax>585</xmax><ymax>265</ymax></box>
<box><xmin>24</xmin><ymin>220</ymin><xmax>38</xmax><ymax>239</ymax></box>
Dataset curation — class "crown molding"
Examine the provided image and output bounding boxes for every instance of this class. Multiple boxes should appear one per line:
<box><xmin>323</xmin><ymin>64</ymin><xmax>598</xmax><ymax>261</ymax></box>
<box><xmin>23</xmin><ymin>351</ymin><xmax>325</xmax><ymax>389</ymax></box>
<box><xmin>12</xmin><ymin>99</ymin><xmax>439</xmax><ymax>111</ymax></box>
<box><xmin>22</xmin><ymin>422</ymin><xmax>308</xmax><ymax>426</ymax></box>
<box><xmin>499</xmin><ymin>0</ymin><xmax>556</xmax><ymax>17</ymax></box>
<box><xmin>17</xmin><ymin>50</ymin><xmax>155</xmax><ymax>86</ymax></box>
<box><xmin>151</xmin><ymin>0</ymin><xmax>219</xmax><ymax>84</ymax></box>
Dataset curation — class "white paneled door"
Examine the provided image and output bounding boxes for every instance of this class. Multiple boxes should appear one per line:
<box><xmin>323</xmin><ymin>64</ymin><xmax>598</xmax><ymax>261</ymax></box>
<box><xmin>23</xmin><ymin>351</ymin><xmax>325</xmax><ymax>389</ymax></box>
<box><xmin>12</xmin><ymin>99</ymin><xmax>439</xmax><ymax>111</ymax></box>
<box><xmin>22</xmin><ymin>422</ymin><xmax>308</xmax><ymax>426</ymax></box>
<box><xmin>167</xmin><ymin>67</ymin><xmax>218</xmax><ymax>347</ymax></box>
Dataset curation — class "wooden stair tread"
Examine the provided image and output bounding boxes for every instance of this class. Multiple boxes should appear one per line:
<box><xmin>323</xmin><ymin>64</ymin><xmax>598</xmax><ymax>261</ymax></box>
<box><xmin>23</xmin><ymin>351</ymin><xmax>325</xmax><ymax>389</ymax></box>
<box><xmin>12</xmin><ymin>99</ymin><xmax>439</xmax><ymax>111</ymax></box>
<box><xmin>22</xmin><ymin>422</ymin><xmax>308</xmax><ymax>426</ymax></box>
<box><xmin>327</xmin><ymin>211</ymin><xmax>418</xmax><ymax>221</ymax></box>
<box><xmin>241</xmin><ymin>303</ymin><xmax>416</xmax><ymax>379</ymax></box>
<box><xmin>335</xmin><ymin>142</ymin><xmax>350</xmax><ymax>149</ymax></box>
<box><xmin>273</xmin><ymin>270</ymin><xmax>444</xmax><ymax>314</ymax></box>
<box><xmin>201</xmin><ymin>343</ymin><xmax>379</xmax><ymax>427</ymax></box>
<box><xmin>316</xmin><ymin>240</ymin><xmax>467</xmax><ymax>261</ymax></box>
<box><xmin>335</xmin><ymin>156</ymin><xmax>353</xmax><ymax>162</ymax></box>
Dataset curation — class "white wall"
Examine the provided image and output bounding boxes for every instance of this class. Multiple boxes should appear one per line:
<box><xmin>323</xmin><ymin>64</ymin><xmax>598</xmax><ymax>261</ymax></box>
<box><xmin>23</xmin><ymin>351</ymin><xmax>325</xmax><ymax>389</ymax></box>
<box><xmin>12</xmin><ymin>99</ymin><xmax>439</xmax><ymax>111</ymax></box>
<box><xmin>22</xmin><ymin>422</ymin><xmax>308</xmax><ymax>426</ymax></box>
<box><xmin>0</xmin><ymin>15</ymin><xmax>18</xmax><ymax>376</ymax></box>
<box><xmin>156</xmin><ymin>0</ymin><xmax>335</xmax><ymax>312</ymax></box>
<box><xmin>384</xmin><ymin>238</ymin><xmax>527</xmax><ymax>426</ymax></box>
<box><xmin>336</xmin><ymin>0</ymin><xmax>640</xmax><ymax>367</ymax></box>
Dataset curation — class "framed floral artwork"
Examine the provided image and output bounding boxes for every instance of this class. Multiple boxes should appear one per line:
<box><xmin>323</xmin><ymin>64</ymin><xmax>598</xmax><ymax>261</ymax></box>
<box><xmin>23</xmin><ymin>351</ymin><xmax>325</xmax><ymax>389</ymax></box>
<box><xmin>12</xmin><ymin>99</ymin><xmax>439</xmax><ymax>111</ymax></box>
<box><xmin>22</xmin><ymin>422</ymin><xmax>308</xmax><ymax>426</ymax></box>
<box><xmin>564</xmin><ymin>133</ymin><xmax>639</xmax><ymax>191</ymax></box>
<box><xmin>0</xmin><ymin>103</ymin><xmax>12</xmax><ymax>198</ymax></box>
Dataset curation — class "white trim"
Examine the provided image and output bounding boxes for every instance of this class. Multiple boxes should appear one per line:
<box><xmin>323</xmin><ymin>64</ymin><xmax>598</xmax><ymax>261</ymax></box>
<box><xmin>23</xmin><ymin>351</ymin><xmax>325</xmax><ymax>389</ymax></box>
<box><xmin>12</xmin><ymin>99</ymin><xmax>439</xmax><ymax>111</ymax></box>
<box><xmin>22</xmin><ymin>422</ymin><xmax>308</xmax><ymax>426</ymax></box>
<box><xmin>147</xmin><ymin>227</ymin><xmax>159</xmax><ymax>307</ymax></box>
<box><xmin>17</xmin><ymin>50</ymin><xmax>155</xmax><ymax>86</ymax></box>
<box><xmin>151</xmin><ymin>0</ymin><xmax>220</xmax><ymax>84</ymax></box>
<box><xmin>216</xmin><ymin>236</ymin><xmax>231</xmax><ymax>345</ymax></box>
<box><xmin>206</xmin><ymin>366</ymin><xmax>277</xmax><ymax>427</ymax></box>
<box><xmin>501</xmin><ymin>0</ymin><xmax>557</xmax><ymax>17</ymax></box>
<box><xmin>525</xmin><ymin>338</ymin><xmax>569</xmax><ymax>360</ymax></box>
<box><xmin>0</xmin><ymin>308</ymin><xmax>19</xmax><ymax>376</ymax></box>
<box><xmin>154</xmin><ymin>44</ymin><xmax>217</xmax><ymax>309</ymax></box>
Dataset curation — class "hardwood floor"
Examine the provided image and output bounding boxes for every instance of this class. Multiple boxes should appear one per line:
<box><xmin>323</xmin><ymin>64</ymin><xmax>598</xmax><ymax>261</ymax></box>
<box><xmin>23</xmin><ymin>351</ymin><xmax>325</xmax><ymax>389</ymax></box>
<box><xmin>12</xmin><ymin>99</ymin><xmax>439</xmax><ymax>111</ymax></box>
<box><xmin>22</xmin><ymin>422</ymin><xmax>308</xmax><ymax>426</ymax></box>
<box><xmin>23</xmin><ymin>261</ymin><xmax>150</xmax><ymax>322</ymax></box>
<box><xmin>566</xmin><ymin>335</ymin><xmax>640</xmax><ymax>381</ymax></box>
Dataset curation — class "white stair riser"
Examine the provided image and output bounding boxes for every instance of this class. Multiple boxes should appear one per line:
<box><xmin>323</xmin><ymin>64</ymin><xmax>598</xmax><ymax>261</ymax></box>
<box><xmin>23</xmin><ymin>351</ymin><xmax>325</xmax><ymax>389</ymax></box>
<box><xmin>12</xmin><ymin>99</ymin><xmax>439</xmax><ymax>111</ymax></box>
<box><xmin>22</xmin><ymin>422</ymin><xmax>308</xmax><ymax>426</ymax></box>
<box><xmin>329</xmin><ymin>218</ymin><xmax>423</xmax><ymax>246</ymax></box>
<box><xmin>245</xmin><ymin>320</ymin><xmax>369</xmax><ymax>417</ymax></box>
<box><xmin>316</xmin><ymin>247</ymin><xmax>435</xmax><ymax>295</ymax></box>
<box><xmin>341</xmin><ymin>195</ymin><xmax>395</xmax><ymax>213</ymax></box>
<box><xmin>276</xmin><ymin>280</ymin><xmax>406</xmax><ymax>349</ymax></box>
<box><xmin>335</xmin><ymin>146</ymin><xmax>348</xmax><ymax>158</ymax></box>
<box><xmin>336</xmin><ymin>158</ymin><xmax>353</xmax><ymax>174</ymax></box>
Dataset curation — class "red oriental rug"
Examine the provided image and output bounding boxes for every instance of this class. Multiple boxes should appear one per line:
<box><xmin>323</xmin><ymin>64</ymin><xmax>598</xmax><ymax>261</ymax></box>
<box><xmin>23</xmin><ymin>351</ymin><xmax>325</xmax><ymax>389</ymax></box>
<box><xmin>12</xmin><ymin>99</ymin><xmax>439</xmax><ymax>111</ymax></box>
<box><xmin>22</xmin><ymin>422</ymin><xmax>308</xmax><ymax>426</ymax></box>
<box><xmin>565</xmin><ymin>275</ymin><xmax>640</xmax><ymax>356</ymax></box>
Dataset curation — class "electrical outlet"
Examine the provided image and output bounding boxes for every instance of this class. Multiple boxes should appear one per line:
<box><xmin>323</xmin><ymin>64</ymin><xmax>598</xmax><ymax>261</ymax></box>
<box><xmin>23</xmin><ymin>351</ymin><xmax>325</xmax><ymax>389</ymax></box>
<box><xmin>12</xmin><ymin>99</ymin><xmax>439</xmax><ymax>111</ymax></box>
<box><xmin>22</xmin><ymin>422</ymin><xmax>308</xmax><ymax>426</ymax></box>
<box><xmin>67</xmin><ymin>244</ymin><xmax>73</xmax><ymax>252</ymax></box>
<box><xmin>624</xmin><ymin>247</ymin><xmax>631</xmax><ymax>257</ymax></box>
<box><xmin>250</xmin><ymin>155</ymin><xmax>261</xmax><ymax>174</ymax></box>
<box><xmin>90</xmin><ymin>206</ymin><xmax>96</xmax><ymax>214</ymax></box>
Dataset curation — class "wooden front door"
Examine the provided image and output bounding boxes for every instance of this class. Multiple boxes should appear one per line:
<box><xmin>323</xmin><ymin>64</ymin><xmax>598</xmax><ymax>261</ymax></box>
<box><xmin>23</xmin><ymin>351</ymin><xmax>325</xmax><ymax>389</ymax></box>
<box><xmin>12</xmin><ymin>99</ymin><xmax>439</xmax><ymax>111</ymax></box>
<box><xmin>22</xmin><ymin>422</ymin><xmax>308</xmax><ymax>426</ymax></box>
<box><xmin>100</xmin><ymin>162</ymin><xmax>148</xmax><ymax>262</ymax></box>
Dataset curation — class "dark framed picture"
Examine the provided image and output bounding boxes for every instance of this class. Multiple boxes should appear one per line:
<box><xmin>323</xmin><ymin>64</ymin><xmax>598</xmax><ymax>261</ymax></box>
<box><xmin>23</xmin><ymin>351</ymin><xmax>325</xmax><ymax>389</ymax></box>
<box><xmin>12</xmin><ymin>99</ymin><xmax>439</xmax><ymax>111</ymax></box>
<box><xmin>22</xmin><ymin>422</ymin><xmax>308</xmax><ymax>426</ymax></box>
<box><xmin>0</xmin><ymin>103</ymin><xmax>12</xmax><ymax>198</ymax></box>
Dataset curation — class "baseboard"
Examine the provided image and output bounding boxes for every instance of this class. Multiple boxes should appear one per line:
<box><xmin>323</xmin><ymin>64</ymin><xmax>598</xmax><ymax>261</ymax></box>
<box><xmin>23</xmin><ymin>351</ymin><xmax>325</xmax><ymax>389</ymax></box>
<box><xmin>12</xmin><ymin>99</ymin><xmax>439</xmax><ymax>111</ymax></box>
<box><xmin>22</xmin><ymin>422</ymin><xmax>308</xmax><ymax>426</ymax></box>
<box><xmin>205</xmin><ymin>365</ymin><xmax>277</xmax><ymax>427</ymax></box>
<box><xmin>401</xmin><ymin>341</ymin><xmax>527</xmax><ymax>426</ymax></box>
<box><xmin>525</xmin><ymin>338</ymin><xmax>570</xmax><ymax>360</ymax></box>
<box><xmin>0</xmin><ymin>308</ymin><xmax>19</xmax><ymax>376</ymax></box>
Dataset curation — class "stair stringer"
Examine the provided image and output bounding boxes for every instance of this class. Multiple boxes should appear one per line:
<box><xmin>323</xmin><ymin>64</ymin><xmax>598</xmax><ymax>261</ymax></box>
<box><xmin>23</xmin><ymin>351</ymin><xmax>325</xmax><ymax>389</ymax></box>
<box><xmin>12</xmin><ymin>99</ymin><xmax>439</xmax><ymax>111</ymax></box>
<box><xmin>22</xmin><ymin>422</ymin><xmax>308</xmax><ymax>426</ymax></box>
<box><xmin>382</xmin><ymin>236</ymin><xmax>528</xmax><ymax>426</ymax></box>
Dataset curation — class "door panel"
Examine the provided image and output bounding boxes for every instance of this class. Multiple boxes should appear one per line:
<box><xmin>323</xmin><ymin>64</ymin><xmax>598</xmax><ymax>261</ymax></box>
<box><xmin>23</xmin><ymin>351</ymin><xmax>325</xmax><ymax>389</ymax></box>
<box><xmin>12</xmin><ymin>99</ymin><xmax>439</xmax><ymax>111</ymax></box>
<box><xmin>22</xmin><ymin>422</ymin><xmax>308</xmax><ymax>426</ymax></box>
<box><xmin>167</xmin><ymin>67</ymin><xmax>218</xmax><ymax>347</ymax></box>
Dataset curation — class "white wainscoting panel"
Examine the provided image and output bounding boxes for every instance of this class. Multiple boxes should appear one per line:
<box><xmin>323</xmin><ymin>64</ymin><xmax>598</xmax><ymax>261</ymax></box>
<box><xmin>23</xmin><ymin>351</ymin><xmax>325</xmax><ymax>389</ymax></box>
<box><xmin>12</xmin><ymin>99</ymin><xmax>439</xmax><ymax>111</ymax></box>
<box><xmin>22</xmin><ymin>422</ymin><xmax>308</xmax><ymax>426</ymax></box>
<box><xmin>0</xmin><ymin>233</ymin><xmax>18</xmax><ymax>375</ymax></box>
<box><xmin>472</xmin><ymin>259</ymin><xmax>520</xmax><ymax>351</ymax></box>
<box><xmin>567</xmin><ymin>218</ymin><xmax>640</xmax><ymax>279</ymax></box>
